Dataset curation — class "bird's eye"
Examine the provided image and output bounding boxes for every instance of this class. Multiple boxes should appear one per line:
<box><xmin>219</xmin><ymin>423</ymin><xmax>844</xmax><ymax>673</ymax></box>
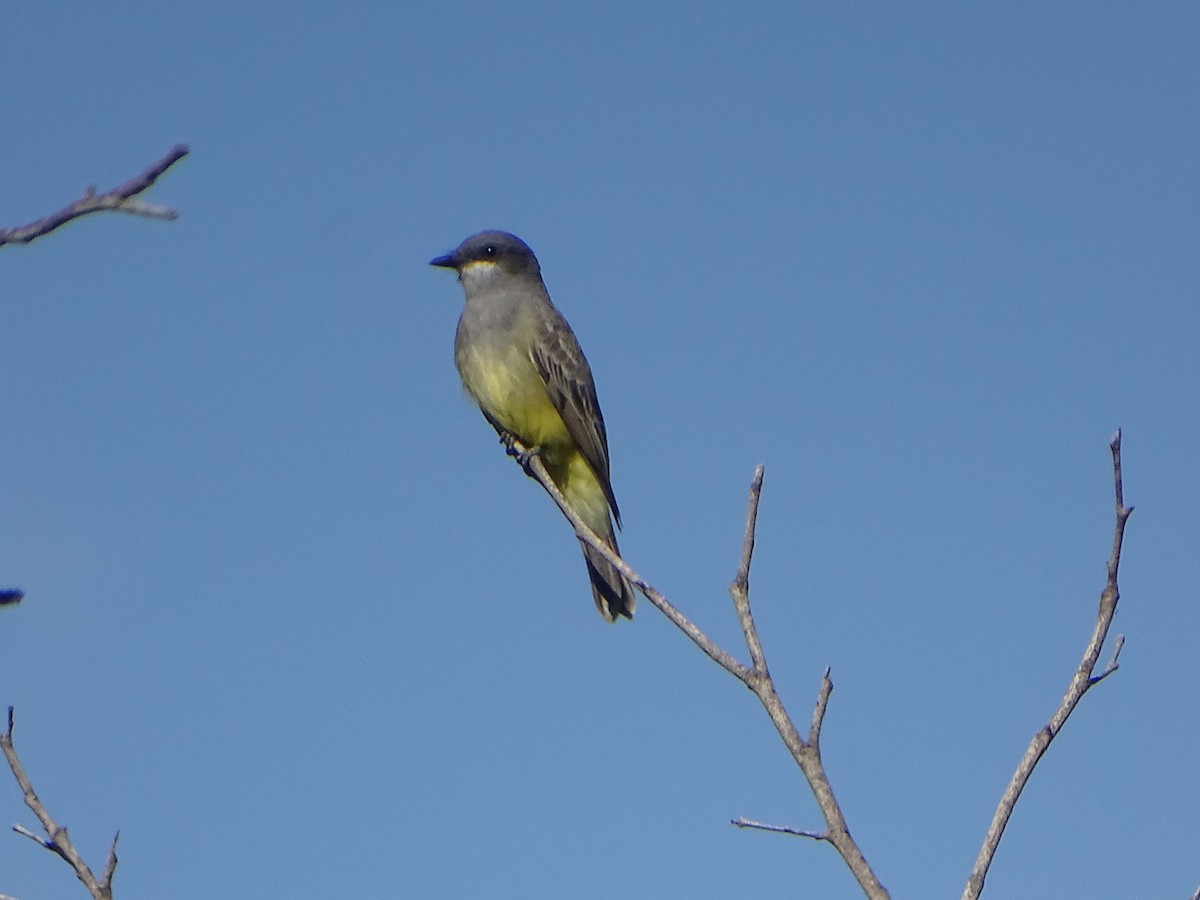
<box><xmin>482</xmin><ymin>244</ymin><xmax>497</xmax><ymax>258</ymax></box>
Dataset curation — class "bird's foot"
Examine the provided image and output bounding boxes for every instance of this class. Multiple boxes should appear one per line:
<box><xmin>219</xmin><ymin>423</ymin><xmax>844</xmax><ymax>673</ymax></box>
<box><xmin>500</xmin><ymin>434</ymin><xmax>540</xmax><ymax>475</ymax></box>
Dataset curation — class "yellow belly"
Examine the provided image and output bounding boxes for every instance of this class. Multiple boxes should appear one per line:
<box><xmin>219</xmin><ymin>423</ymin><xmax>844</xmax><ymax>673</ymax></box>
<box><xmin>457</xmin><ymin>343</ymin><xmax>572</xmax><ymax>448</ymax></box>
<box><xmin>457</xmin><ymin>340</ymin><xmax>611</xmax><ymax>531</ymax></box>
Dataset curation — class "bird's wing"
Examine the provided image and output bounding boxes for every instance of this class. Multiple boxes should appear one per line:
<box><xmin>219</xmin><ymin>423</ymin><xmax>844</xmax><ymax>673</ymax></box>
<box><xmin>531</xmin><ymin>310</ymin><xmax>622</xmax><ymax>526</ymax></box>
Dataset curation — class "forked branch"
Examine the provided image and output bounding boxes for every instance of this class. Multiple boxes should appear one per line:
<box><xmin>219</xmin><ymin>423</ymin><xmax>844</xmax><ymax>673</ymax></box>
<box><xmin>961</xmin><ymin>430</ymin><xmax>1133</xmax><ymax>899</ymax></box>
<box><xmin>1</xmin><ymin>708</ymin><xmax>118</xmax><ymax>899</ymax></box>
<box><xmin>512</xmin><ymin>442</ymin><xmax>889</xmax><ymax>899</ymax></box>
<box><xmin>0</xmin><ymin>144</ymin><xmax>189</xmax><ymax>248</ymax></box>
<box><xmin>512</xmin><ymin>431</ymin><xmax>1133</xmax><ymax>899</ymax></box>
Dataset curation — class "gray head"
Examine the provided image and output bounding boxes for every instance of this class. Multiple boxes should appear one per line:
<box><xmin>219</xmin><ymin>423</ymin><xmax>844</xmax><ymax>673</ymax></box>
<box><xmin>429</xmin><ymin>231</ymin><xmax>542</xmax><ymax>292</ymax></box>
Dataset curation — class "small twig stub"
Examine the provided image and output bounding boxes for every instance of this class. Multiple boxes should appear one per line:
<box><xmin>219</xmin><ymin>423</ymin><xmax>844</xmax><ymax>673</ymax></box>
<box><xmin>732</xmin><ymin>816</ymin><xmax>829</xmax><ymax>841</ymax></box>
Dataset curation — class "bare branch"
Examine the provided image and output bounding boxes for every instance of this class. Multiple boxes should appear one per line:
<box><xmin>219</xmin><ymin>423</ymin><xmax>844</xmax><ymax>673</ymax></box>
<box><xmin>100</xmin><ymin>832</ymin><xmax>120</xmax><ymax>891</ymax></box>
<box><xmin>730</xmin><ymin>465</ymin><xmax>769</xmax><ymax>674</ymax></box>
<box><xmin>0</xmin><ymin>144</ymin><xmax>189</xmax><ymax>248</ymax></box>
<box><xmin>508</xmin><ymin>441</ymin><xmax>890</xmax><ymax>899</ymax></box>
<box><xmin>13</xmin><ymin>822</ymin><xmax>51</xmax><ymax>848</ymax></box>
<box><xmin>505</xmin><ymin>440</ymin><xmax>751</xmax><ymax>681</ymax></box>
<box><xmin>1089</xmin><ymin>632</ymin><xmax>1124</xmax><ymax>685</ymax></box>
<box><xmin>1</xmin><ymin>708</ymin><xmax>118</xmax><ymax>900</ymax></box>
<box><xmin>731</xmin><ymin>817</ymin><xmax>829</xmax><ymax>841</ymax></box>
<box><xmin>809</xmin><ymin>666</ymin><xmax>834</xmax><ymax>747</ymax></box>
<box><xmin>962</xmin><ymin>430</ymin><xmax>1133</xmax><ymax>900</ymax></box>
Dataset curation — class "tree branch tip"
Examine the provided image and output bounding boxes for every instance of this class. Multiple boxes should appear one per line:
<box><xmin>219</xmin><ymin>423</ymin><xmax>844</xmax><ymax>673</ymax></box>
<box><xmin>5</xmin><ymin>706</ymin><xmax>12</xmax><ymax>737</ymax></box>
<box><xmin>2</xmin><ymin>143</ymin><xmax>190</xmax><ymax>248</ymax></box>
<box><xmin>117</xmin><ymin>198</ymin><xmax>180</xmax><ymax>220</ymax></box>
<box><xmin>731</xmin><ymin>816</ymin><xmax>828</xmax><ymax>841</ymax></box>
<box><xmin>13</xmin><ymin>822</ymin><xmax>45</xmax><ymax>846</ymax></box>
<box><xmin>103</xmin><ymin>831</ymin><xmax>121</xmax><ymax>882</ymax></box>
<box><xmin>964</xmin><ymin>432</ymin><xmax>1134</xmax><ymax>898</ymax></box>
<box><xmin>1090</xmin><ymin>634</ymin><xmax>1126</xmax><ymax>686</ymax></box>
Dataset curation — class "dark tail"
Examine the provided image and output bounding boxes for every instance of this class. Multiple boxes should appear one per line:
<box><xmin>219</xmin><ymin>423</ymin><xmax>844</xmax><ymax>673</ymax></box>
<box><xmin>581</xmin><ymin>527</ymin><xmax>636</xmax><ymax>622</ymax></box>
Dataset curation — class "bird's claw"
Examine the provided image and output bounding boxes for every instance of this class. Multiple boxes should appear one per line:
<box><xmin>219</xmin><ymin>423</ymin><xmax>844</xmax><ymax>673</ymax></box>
<box><xmin>500</xmin><ymin>434</ymin><xmax>540</xmax><ymax>474</ymax></box>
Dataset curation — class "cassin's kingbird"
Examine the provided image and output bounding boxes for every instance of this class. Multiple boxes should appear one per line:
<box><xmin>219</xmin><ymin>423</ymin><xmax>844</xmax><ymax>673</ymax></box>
<box><xmin>431</xmin><ymin>230</ymin><xmax>636</xmax><ymax>622</ymax></box>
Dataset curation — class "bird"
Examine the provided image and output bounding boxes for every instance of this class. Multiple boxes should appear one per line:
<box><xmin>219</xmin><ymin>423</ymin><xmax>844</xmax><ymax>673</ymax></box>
<box><xmin>430</xmin><ymin>230</ymin><xmax>636</xmax><ymax>621</ymax></box>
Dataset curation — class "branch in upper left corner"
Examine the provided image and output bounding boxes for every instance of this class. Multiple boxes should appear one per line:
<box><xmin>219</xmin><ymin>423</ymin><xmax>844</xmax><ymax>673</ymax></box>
<box><xmin>0</xmin><ymin>144</ymin><xmax>190</xmax><ymax>249</ymax></box>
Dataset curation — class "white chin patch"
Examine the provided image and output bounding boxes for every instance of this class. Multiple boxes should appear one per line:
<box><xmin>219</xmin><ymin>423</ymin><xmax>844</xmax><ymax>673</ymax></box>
<box><xmin>461</xmin><ymin>259</ymin><xmax>499</xmax><ymax>272</ymax></box>
<box><xmin>460</xmin><ymin>259</ymin><xmax>502</xmax><ymax>288</ymax></box>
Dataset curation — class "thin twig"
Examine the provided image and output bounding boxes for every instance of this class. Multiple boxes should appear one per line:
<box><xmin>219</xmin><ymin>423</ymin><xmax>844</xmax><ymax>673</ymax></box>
<box><xmin>1</xmin><ymin>708</ymin><xmax>118</xmax><ymax>900</ymax></box>
<box><xmin>721</xmin><ymin>473</ymin><xmax>886</xmax><ymax>896</ymax></box>
<box><xmin>511</xmin><ymin>443</ymin><xmax>751</xmax><ymax>681</ymax></box>
<box><xmin>962</xmin><ymin>430</ymin><xmax>1133</xmax><ymax>900</ymax></box>
<box><xmin>809</xmin><ymin>667</ymin><xmax>834</xmax><ymax>746</ymax></box>
<box><xmin>0</xmin><ymin>144</ymin><xmax>189</xmax><ymax>248</ymax></box>
<box><xmin>511</xmin><ymin>441</ymin><xmax>890</xmax><ymax>899</ymax></box>
<box><xmin>1089</xmin><ymin>632</ymin><xmax>1124</xmax><ymax>685</ymax></box>
<box><xmin>731</xmin><ymin>817</ymin><xmax>829</xmax><ymax>841</ymax></box>
<box><xmin>730</xmin><ymin>466</ymin><xmax>769</xmax><ymax>674</ymax></box>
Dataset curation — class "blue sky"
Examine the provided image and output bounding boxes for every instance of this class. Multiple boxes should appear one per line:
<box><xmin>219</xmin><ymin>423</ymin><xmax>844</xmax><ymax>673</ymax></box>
<box><xmin>2</xmin><ymin>3</ymin><xmax>1198</xmax><ymax>898</ymax></box>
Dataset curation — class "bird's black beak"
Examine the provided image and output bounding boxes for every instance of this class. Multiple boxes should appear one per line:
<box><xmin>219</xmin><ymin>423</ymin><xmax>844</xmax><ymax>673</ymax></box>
<box><xmin>429</xmin><ymin>252</ymin><xmax>457</xmax><ymax>269</ymax></box>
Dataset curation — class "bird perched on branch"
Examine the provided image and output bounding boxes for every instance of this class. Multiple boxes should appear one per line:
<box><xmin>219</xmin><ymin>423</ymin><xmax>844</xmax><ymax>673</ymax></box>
<box><xmin>431</xmin><ymin>230</ymin><xmax>636</xmax><ymax>621</ymax></box>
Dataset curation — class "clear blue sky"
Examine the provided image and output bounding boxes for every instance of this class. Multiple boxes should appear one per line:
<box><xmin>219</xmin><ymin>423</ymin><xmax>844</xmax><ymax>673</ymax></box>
<box><xmin>3</xmin><ymin>4</ymin><xmax>1198</xmax><ymax>898</ymax></box>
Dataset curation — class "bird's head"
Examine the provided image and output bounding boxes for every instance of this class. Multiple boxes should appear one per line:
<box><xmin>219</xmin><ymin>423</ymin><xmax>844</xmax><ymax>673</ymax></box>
<box><xmin>430</xmin><ymin>230</ymin><xmax>542</xmax><ymax>290</ymax></box>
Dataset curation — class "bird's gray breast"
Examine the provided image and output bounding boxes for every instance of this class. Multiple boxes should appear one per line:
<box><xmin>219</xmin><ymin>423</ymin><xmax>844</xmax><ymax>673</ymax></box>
<box><xmin>453</xmin><ymin>288</ymin><xmax>551</xmax><ymax>420</ymax></box>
